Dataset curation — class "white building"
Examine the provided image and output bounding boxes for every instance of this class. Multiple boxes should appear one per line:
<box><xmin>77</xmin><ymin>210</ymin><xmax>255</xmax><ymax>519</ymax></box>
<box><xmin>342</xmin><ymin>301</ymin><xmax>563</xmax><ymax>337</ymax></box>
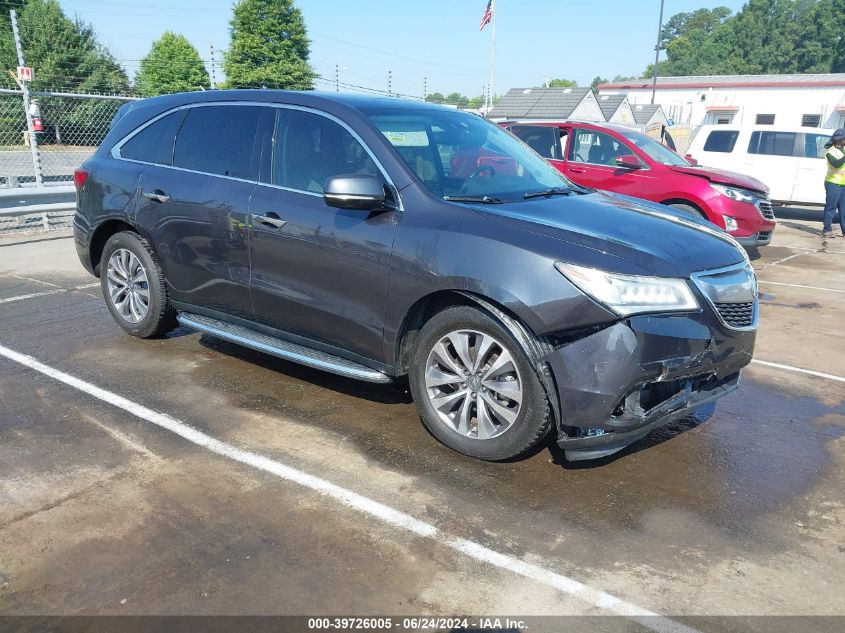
<box><xmin>598</xmin><ymin>73</ymin><xmax>845</xmax><ymax>130</ymax></box>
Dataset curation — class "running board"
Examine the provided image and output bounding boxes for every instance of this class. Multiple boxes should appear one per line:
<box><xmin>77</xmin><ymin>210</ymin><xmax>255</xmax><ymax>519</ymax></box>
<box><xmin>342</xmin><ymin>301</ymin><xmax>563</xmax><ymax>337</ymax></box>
<box><xmin>177</xmin><ymin>313</ymin><xmax>391</xmax><ymax>384</ymax></box>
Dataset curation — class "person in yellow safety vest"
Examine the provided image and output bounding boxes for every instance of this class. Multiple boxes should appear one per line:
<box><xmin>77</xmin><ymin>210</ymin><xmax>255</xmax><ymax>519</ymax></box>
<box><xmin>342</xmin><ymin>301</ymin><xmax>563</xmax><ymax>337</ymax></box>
<box><xmin>822</xmin><ymin>128</ymin><xmax>845</xmax><ymax>239</ymax></box>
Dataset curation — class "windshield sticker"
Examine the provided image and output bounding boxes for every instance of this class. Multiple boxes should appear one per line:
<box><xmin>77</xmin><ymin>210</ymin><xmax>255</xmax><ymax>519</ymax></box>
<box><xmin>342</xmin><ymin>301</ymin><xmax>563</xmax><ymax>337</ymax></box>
<box><xmin>381</xmin><ymin>129</ymin><xmax>430</xmax><ymax>147</ymax></box>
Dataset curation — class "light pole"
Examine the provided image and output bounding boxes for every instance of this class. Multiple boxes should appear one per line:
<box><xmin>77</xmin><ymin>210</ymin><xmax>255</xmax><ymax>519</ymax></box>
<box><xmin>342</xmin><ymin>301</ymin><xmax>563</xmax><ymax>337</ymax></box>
<box><xmin>651</xmin><ymin>0</ymin><xmax>665</xmax><ymax>105</ymax></box>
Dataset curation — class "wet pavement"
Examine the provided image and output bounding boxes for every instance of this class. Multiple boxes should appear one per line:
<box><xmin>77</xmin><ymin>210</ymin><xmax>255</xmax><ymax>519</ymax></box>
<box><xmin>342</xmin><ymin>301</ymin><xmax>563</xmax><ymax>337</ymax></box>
<box><xmin>1</xmin><ymin>221</ymin><xmax>844</xmax><ymax>628</ymax></box>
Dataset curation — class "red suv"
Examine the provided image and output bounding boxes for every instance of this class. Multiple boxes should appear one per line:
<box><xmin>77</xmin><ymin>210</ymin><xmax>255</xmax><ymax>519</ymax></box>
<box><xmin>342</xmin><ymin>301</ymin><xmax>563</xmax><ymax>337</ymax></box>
<box><xmin>502</xmin><ymin>121</ymin><xmax>776</xmax><ymax>247</ymax></box>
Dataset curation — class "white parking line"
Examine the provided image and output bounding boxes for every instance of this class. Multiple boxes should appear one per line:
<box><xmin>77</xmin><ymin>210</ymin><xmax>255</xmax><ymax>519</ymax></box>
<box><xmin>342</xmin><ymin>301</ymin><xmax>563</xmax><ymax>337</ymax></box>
<box><xmin>754</xmin><ymin>252</ymin><xmax>805</xmax><ymax>270</ymax></box>
<box><xmin>757</xmin><ymin>280</ymin><xmax>845</xmax><ymax>294</ymax></box>
<box><xmin>0</xmin><ymin>342</ymin><xmax>696</xmax><ymax>633</ymax></box>
<box><xmin>0</xmin><ymin>282</ymin><xmax>100</xmax><ymax>305</ymax></box>
<box><xmin>751</xmin><ymin>359</ymin><xmax>845</xmax><ymax>384</ymax></box>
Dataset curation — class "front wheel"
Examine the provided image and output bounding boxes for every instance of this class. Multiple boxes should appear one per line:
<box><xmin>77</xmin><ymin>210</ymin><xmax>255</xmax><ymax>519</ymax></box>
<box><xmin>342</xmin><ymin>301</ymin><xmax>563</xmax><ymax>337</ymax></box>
<box><xmin>100</xmin><ymin>231</ymin><xmax>177</xmax><ymax>338</ymax></box>
<box><xmin>668</xmin><ymin>202</ymin><xmax>706</xmax><ymax>220</ymax></box>
<box><xmin>409</xmin><ymin>305</ymin><xmax>551</xmax><ymax>461</ymax></box>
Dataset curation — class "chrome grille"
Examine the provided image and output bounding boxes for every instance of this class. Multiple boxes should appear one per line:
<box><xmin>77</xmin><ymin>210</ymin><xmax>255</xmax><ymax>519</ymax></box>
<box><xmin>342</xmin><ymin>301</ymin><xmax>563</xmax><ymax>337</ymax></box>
<box><xmin>715</xmin><ymin>302</ymin><xmax>755</xmax><ymax>328</ymax></box>
<box><xmin>758</xmin><ymin>200</ymin><xmax>775</xmax><ymax>219</ymax></box>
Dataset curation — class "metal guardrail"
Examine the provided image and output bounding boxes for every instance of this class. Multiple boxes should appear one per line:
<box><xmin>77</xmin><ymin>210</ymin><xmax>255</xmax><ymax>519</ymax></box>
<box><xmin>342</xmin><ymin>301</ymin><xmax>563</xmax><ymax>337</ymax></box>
<box><xmin>0</xmin><ymin>185</ymin><xmax>75</xmax><ymax>235</ymax></box>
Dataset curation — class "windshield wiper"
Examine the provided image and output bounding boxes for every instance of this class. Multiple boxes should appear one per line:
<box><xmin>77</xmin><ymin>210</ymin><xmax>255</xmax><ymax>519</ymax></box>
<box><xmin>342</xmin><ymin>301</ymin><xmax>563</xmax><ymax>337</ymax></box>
<box><xmin>522</xmin><ymin>187</ymin><xmax>574</xmax><ymax>199</ymax></box>
<box><xmin>443</xmin><ymin>195</ymin><xmax>505</xmax><ymax>204</ymax></box>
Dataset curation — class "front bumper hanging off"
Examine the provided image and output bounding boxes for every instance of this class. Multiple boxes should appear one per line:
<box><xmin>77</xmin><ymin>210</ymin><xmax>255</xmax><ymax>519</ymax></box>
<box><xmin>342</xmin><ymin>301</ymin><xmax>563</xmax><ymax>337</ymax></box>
<box><xmin>545</xmin><ymin>312</ymin><xmax>755</xmax><ymax>461</ymax></box>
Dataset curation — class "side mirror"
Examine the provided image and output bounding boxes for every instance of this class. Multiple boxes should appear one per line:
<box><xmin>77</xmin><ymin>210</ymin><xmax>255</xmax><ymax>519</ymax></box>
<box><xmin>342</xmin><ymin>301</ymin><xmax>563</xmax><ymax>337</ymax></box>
<box><xmin>615</xmin><ymin>155</ymin><xmax>643</xmax><ymax>170</ymax></box>
<box><xmin>685</xmin><ymin>154</ymin><xmax>699</xmax><ymax>166</ymax></box>
<box><xmin>324</xmin><ymin>175</ymin><xmax>386</xmax><ymax>211</ymax></box>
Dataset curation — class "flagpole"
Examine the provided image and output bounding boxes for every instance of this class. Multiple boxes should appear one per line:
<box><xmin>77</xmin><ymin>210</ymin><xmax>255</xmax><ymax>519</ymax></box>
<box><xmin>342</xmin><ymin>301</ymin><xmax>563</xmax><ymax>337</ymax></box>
<box><xmin>488</xmin><ymin>0</ymin><xmax>496</xmax><ymax>112</ymax></box>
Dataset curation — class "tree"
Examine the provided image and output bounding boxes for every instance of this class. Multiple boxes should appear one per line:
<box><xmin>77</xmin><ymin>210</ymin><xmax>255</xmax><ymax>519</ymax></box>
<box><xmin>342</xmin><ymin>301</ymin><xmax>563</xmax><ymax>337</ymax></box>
<box><xmin>590</xmin><ymin>76</ymin><xmax>608</xmax><ymax>89</ymax></box>
<box><xmin>612</xmin><ymin>74</ymin><xmax>644</xmax><ymax>82</ymax></box>
<box><xmin>546</xmin><ymin>78</ymin><xmax>577</xmax><ymax>87</ymax></box>
<box><xmin>444</xmin><ymin>92</ymin><xmax>468</xmax><ymax>106</ymax></box>
<box><xmin>135</xmin><ymin>32</ymin><xmax>210</xmax><ymax>97</ymax></box>
<box><xmin>424</xmin><ymin>92</ymin><xmax>445</xmax><ymax>103</ymax></box>
<box><xmin>0</xmin><ymin>0</ymin><xmax>128</xmax><ymax>92</ymax></box>
<box><xmin>659</xmin><ymin>7</ymin><xmax>732</xmax><ymax>49</ymax></box>
<box><xmin>224</xmin><ymin>0</ymin><xmax>315</xmax><ymax>90</ymax></box>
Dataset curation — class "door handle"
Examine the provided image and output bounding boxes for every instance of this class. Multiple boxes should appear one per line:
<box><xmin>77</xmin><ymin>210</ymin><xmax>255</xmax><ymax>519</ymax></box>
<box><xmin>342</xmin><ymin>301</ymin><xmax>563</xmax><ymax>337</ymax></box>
<box><xmin>253</xmin><ymin>213</ymin><xmax>287</xmax><ymax>228</ymax></box>
<box><xmin>142</xmin><ymin>191</ymin><xmax>170</xmax><ymax>203</ymax></box>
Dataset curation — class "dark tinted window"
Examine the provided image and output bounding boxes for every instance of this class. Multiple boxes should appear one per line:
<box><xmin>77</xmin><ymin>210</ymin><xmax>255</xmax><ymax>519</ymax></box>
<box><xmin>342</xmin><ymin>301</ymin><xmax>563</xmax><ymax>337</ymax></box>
<box><xmin>747</xmin><ymin>131</ymin><xmax>797</xmax><ymax>157</ymax></box>
<box><xmin>703</xmin><ymin>130</ymin><xmax>739</xmax><ymax>153</ymax></box>
<box><xmin>802</xmin><ymin>114</ymin><xmax>821</xmax><ymax>127</ymax></box>
<box><xmin>273</xmin><ymin>110</ymin><xmax>380</xmax><ymax>193</ymax></box>
<box><xmin>755</xmin><ymin>114</ymin><xmax>775</xmax><ymax>125</ymax></box>
<box><xmin>509</xmin><ymin>125</ymin><xmax>560</xmax><ymax>159</ymax></box>
<box><xmin>120</xmin><ymin>111</ymin><xmax>185</xmax><ymax>165</ymax></box>
<box><xmin>173</xmin><ymin>105</ymin><xmax>262</xmax><ymax>179</ymax></box>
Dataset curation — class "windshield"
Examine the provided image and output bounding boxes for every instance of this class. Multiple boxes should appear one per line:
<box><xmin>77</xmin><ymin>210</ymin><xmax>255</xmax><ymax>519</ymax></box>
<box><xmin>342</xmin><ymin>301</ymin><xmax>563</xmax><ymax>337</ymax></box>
<box><xmin>364</xmin><ymin>107</ymin><xmax>573</xmax><ymax>201</ymax></box>
<box><xmin>618</xmin><ymin>128</ymin><xmax>690</xmax><ymax>166</ymax></box>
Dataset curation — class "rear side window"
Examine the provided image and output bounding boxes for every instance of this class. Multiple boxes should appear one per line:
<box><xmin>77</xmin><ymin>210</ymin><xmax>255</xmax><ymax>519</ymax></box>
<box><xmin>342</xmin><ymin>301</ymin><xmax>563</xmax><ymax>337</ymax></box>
<box><xmin>173</xmin><ymin>105</ymin><xmax>263</xmax><ymax>179</ymax></box>
<box><xmin>509</xmin><ymin>125</ymin><xmax>560</xmax><ymax>159</ymax></box>
<box><xmin>119</xmin><ymin>111</ymin><xmax>185</xmax><ymax>165</ymax></box>
<box><xmin>703</xmin><ymin>130</ymin><xmax>739</xmax><ymax>153</ymax></box>
<box><xmin>747</xmin><ymin>131</ymin><xmax>797</xmax><ymax>157</ymax></box>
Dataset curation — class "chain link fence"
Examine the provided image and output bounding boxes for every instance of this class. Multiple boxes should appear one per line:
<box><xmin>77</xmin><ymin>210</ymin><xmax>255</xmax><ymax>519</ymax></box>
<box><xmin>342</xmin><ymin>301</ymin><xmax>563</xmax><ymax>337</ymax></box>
<box><xmin>0</xmin><ymin>89</ymin><xmax>136</xmax><ymax>237</ymax></box>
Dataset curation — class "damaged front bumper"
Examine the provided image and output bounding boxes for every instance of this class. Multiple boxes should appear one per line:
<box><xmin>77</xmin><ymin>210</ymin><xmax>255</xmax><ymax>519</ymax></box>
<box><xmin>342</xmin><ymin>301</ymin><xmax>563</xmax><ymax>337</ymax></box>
<box><xmin>545</xmin><ymin>313</ymin><xmax>755</xmax><ymax>461</ymax></box>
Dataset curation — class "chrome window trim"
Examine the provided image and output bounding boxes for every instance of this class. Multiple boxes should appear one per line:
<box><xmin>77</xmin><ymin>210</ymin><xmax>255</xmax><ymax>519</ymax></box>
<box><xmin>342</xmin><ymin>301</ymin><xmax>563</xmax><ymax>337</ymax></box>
<box><xmin>110</xmin><ymin>100</ymin><xmax>401</xmax><ymax>207</ymax></box>
<box><xmin>690</xmin><ymin>262</ymin><xmax>759</xmax><ymax>331</ymax></box>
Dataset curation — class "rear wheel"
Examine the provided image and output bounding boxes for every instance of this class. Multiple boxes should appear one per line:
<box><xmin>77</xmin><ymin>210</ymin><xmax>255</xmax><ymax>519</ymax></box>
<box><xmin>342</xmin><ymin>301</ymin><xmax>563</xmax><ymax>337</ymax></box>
<box><xmin>409</xmin><ymin>305</ymin><xmax>551</xmax><ymax>461</ymax></box>
<box><xmin>100</xmin><ymin>231</ymin><xmax>176</xmax><ymax>338</ymax></box>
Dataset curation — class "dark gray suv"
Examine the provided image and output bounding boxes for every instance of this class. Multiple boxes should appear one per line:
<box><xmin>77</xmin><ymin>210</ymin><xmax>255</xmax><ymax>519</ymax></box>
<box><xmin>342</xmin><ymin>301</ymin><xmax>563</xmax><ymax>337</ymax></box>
<box><xmin>74</xmin><ymin>90</ymin><xmax>758</xmax><ymax>462</ymax></box>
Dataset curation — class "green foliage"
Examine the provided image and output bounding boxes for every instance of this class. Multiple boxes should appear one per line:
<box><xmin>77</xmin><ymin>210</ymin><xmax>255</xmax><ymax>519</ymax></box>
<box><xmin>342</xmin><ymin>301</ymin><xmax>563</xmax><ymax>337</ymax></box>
<box><xmin>612</xmin><ymin>74</ymin><xmax>645</xmax><ymax>82</ymax></box>
<box><xmin>546</xmin><ymin>78</ymin><xmax>577</xmax><ymax>87</ymax></box>
<box><xmin>654</xmin><ymin>0</ymin><xmax>844</xmax><ymax>76</ymax></box>
<box><xmin>424</xmin><ymin>92</ymin><xmax>445</xmax><ymax>103</ymax></box>
<box><xmin>135</xmin><ymin>32</ymin><xmax>209</xmax><ymax>97</ymax></box>
<box><xmin>590</xmin><ymin>76</ymin><xmax>609</xmax><ymax>89</ymax></box>
<box><xmin>224</xmin><ymin>0</ymin><xmax>315</xmax><ymax>90</ymax></box>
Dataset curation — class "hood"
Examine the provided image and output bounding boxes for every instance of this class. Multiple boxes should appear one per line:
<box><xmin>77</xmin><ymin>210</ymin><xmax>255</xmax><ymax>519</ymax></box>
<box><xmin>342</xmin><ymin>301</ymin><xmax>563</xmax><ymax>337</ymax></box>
<box><xmin>668</xmin><ymin>164</ymin><xmax>769</xmax><ymax>195</ymax></box>
<box><xmin>477</xmin><ymin>191</ymin><xmax>747</xmax><ymax>278</ymax></box>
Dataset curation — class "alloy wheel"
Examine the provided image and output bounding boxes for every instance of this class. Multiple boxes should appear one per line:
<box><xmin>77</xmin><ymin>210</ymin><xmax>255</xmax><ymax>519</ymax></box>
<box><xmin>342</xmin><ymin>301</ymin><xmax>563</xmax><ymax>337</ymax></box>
<box><xmin>423</xmin><ymin>329</ymin><xmax>523</xmax><ymax>440</ymax></box>
<box><xmin>106</xmin><ymin>248</ymin><xmax>150</xmax><ymax>323</ymax></box>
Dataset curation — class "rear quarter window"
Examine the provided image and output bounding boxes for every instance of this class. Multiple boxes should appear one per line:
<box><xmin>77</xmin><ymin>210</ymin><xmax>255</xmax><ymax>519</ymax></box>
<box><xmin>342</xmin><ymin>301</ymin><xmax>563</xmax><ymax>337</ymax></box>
<box><xmin>118</xmin><ymin>110</ymin><xmax>186</xmax><ymax>165</ymax></box>
<box><xmin>702</xmin><ymin>130</ymin><xmax>739</xmax><ymax>153</ymax></box>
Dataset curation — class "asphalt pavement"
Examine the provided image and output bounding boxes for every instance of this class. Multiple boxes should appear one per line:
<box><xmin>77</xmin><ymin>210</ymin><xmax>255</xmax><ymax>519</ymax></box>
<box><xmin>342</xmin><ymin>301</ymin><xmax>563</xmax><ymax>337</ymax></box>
<box><xmin>0</xmin><ymin>221</ymin><xmax>844</xmax><ymax>632</ymax></box>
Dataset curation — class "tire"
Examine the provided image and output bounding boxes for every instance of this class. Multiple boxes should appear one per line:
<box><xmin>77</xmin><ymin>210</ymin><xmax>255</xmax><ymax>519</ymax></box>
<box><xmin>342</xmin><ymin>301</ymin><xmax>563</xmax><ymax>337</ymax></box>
<box><xmin>668</xmin><ymin>202</ymin><xmax>706</xmax><ymax>220</ymax></box>
<box><xmin>100</xmin><ymin>231</ymin><xmax>177</xmax><ymax>338</ymax></box>
<box><xmin>408</xmin><ymin>305</ymin><xmax>551</xmax><ymax>461</ymax></box>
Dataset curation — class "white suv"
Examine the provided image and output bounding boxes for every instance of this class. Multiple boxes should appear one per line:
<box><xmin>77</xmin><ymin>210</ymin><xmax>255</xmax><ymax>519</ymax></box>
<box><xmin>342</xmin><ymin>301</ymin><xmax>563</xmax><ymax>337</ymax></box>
<box><xmin>687</xmin><ymin>125</ymin><xmax>833</xmax><ymax>206</ymax></box>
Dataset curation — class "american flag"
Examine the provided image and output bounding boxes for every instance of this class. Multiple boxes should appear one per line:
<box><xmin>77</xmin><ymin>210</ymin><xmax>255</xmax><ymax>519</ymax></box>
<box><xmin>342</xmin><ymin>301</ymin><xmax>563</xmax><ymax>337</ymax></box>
<box><xmin>479</xmin><ymin>0</ymin><xmax>493</xmax><ymax>31</ymax></box>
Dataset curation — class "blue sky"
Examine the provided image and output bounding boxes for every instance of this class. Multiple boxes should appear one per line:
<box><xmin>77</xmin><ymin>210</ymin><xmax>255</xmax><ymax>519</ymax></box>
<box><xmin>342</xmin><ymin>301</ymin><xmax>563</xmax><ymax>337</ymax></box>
<box><xmin>57</xmin><ymin>0</ymin><xmax>749</xmax><ymax>97</ymax></box>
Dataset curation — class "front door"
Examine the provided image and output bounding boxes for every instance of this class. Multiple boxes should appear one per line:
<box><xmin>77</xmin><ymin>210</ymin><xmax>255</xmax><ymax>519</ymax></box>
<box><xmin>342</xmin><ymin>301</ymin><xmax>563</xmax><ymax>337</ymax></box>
<box><xmin>741</xmin><ymin>130</ymin><xmax>799</xmax><ymax>203</ymax></box>
<box><xmin>248</xmin><ymin>107</ymin><xmax>399</xmax><ymax>362</ymax></box>
<box><xmin>792</xmin><ymin>131</ymin><xmax>829</xmax><ymax>205</ymax></box>
<box><xmin>137</xmin><ymin>103</ymin><xmax>267</xmax><ymax>318</ymax></box>
<box><xmin>563</xmin><ymin>128</ymin><xmax>648</xmax><ymax>197</ymax></box>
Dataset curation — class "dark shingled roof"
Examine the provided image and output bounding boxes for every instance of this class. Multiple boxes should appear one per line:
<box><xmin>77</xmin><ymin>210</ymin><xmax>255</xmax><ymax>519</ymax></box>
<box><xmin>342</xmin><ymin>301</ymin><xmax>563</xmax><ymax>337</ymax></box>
<box><xmin>489</xmin><ymin>87</ymin><xmax>592</xmax><ymax>119</ymax></box>
<box><xmin>631</xmin><ymin>104</ymin><xmax>661</xmax><ymax>124</ymax></box>
<box><xmin>597</xmin><ymin>94</ymin><xmax>627</xmax><ymax>120</ymax></box>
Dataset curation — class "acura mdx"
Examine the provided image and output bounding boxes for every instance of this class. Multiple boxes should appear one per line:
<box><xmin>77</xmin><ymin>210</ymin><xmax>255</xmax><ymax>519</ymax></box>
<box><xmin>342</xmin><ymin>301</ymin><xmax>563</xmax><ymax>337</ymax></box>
<box><xmin>74</xmin><ymin>91</ymin><xmax>758</xmax><ymax>462</ymax></box>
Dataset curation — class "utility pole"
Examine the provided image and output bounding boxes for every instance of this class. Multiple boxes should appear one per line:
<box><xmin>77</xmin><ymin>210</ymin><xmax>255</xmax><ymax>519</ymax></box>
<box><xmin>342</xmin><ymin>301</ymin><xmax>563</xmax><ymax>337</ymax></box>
<box><xmin>423</xmin><ymin>76</ymin><xmax>427</xmax><ymax>100</ymax></box>
<box><xmin>335</xmin><ymin>64</ymin><xmax>339</xmax><ymax>92</ymax></box>
<box><xmin>650</xmin><ymin>0</ymin><xmax>665</xmax><ymax>105</ymax></box>
<box><xmin>388</xmin><ymin>70</ymin><xmax>392</xmax><ymax>97</ymax></box>
<box><xmin>209</xmin><ymin>44</ymin><xmax>217</xmax><ymax>89</ymax></box>
<box><xmin>10</xmin><ymin>9</ymin><xmax>42</xmax><ymax>188</ymax></box>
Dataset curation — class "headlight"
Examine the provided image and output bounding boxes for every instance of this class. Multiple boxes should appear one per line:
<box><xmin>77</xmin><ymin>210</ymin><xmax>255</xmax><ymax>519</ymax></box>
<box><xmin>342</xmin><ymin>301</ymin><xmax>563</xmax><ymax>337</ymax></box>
<box><xmin>712</xmin><ymin>183</ymin><xmax>758</xmax><ymax>204</ymax></box>
<box><xmin>555</xmin><ymin>262</ymin><xmax>700</xmax><ymax>316</ymax></box>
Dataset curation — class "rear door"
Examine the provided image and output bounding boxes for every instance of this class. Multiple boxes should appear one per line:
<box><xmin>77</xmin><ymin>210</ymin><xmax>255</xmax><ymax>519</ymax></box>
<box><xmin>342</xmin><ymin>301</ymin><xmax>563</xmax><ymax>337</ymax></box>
<box><xmin>136</xmin><ymin>103</ymin><xmax>265</xmax><ymax>317</ymax></box>
<box><xmin>247</xmin><ymin>107</ymin><xmax>399</xmax><ymax>362</ymax></box>
<box><xmin>564</xmin><ymin>127</ymin><xmax>647</xmax><ymax>197</ymax></box>
<box><xmin>791</xmin><ymin>132</ymin><xmax>829</xmax><ymax>205</ymax></box>
<box><xmin>507</xmin><ymin>124</ymin><xmax>566</xmax><ymax>172</ymax></box>
<box><xmin>742</xmin><ymin>130</ymin><xmax>799</xmax><ymax>203</ymax></box>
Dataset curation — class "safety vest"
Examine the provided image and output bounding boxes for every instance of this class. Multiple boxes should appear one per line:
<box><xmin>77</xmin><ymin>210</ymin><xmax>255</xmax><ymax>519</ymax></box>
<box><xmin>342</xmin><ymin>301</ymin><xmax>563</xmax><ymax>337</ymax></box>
<box><xmin>826</xmin><ymin>146</ymin><xmax>845</xmax><ymax>185</ymax></box>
